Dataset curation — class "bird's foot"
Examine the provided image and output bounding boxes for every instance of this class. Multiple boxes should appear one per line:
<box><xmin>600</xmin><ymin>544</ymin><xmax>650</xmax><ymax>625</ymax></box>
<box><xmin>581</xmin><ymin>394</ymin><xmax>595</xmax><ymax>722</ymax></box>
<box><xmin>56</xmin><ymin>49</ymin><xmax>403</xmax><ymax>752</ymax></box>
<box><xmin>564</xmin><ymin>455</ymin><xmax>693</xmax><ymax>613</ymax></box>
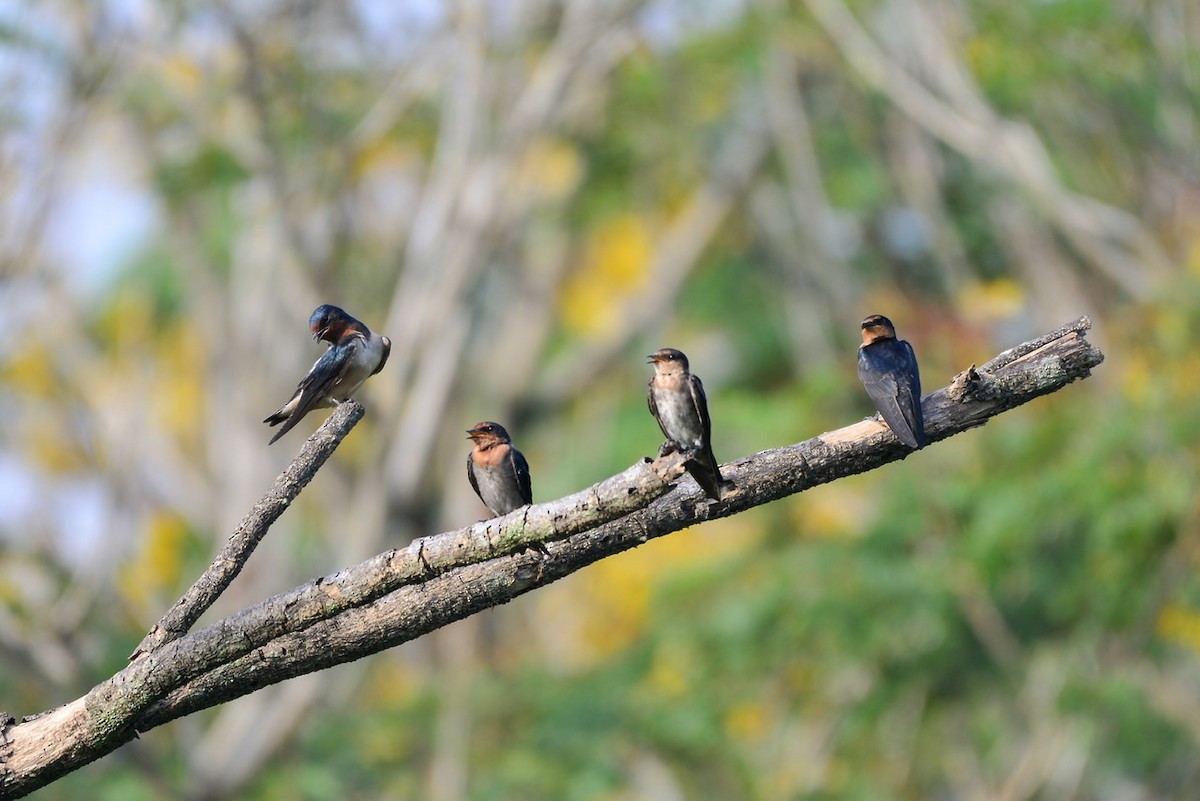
<box><xmin>415</xmin><ymin>540</ymin><xmax>434</xmax><ymax>576</ymax></box>
<box><xmin>657</xmin><ymin>441</ymin><xmax>681</xmax><ymax>458</ymax></box>
<box><xmin>525</xmin><ymin>541</ymin><xmax>551</xmax><ymax>558</ymax></box>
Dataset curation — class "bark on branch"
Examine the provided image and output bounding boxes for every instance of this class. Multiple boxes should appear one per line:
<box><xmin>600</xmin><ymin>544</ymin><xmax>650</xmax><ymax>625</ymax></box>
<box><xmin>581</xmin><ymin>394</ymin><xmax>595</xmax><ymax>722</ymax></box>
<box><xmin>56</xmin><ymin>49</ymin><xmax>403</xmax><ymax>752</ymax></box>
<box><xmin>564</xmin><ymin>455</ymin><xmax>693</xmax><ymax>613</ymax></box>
<box><xmin>0</xmin><ymin>317</ymin><xmax>1103</xmax><ymax>799</ymax></box>
<box><xmin>130</xmin><ymin>400</ymin><xmax>368</xmax><ymax>661</ymax></box>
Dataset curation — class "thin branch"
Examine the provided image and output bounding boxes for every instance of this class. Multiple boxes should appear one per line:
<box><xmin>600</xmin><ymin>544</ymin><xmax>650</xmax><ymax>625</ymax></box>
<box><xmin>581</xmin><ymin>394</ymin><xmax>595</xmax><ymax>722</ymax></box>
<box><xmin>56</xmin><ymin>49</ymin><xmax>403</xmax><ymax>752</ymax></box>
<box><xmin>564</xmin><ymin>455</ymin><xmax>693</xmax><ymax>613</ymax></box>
<box><xmin>0</xmin><ymin>318</ymin><xmax>1103</xmax><ymax>799</ymax></box>
<box><xmin>129</xmin><ymin>401</ymin><xmax>367</xmax><ymax>660</ymax></box>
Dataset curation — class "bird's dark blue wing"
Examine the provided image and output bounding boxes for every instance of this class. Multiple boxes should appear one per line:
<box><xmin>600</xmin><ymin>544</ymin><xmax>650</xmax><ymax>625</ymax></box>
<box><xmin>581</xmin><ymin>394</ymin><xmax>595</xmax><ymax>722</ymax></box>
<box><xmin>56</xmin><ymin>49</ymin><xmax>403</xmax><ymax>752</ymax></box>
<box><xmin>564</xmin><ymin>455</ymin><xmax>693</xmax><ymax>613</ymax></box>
<box><xmin>467</xmin><ymin>452</ymin><xmax>482</xmax><ymax>501</ymax></box>
<box><xmin>511</xmin><ymin>448</ymin><xmax>533</xmax><ymax>506</ymax></box>
<box><xmin>858</xmin><ymin>340</ymin><xmax>925</xmax><ymax>449</ymax></box>
<box><xmin>686</xmin><ymin>374</ymin><xmax>723</xmax><ymax>499</ymax></box>
<box><xmin>647</xmin><ymin>379</ymin><xmax>668</xmax><ymax>440</ymax></box>
<box><xmin>896</xmin><ymin>340</ymin><xmax>924</xmax><ymax>446</ymax></box>
<box><xmin>265</xmin><ymin>342</ymin><xmax>357</xmax><ymax>444</ymax></box>
<box><xmin>688</xmin><ymin>374</ymin><xmax>713</xmax><ymax>444</ymax></box>
<box><xmin>293</xmin><ymin>344</ymin><xmax>354</xmax><ymax>413</ymax></box>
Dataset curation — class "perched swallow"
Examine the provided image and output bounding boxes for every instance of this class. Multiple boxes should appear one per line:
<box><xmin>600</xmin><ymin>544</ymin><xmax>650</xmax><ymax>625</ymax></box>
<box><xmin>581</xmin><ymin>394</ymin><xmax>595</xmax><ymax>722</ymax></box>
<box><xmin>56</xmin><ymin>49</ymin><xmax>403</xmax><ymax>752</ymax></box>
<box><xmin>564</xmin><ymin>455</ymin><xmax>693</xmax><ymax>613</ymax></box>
<box><xmin>857</xmin><ymin>314</ymin><xmax>925</xmax><ymax>449</ymax></box>
<box><xmin>466</xmin><ymin>421</ymin><xmax>532</xmax><ymax>517</ymax></box>
<box><xmin>647</xmin><ymin>348</ymin><xmax>725</xmax><ymax>500</ymax></box>
<box><xmin>263</xmin><ymin>304</ymin><xmax>391</xmax><ymax>444</ymax></box>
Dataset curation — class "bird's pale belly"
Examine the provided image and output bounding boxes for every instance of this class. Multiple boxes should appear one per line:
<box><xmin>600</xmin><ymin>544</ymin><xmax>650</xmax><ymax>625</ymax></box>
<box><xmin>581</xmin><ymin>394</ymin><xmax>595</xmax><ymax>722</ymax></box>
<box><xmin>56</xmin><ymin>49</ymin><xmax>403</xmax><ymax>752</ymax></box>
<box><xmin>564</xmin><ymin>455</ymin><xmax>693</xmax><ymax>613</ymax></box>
<box><xmin>655</xmin><ymin>390</ymin><xmax>704</xmax><ymax>448</ymax></box>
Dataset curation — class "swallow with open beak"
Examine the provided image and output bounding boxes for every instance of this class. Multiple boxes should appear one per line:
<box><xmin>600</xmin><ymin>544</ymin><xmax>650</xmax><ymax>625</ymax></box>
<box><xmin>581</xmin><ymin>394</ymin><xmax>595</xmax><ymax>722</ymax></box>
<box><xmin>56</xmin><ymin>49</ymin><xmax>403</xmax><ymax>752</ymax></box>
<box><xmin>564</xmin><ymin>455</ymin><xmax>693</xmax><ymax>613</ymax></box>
<box><xmin>857</xmin><ymin>314</ymin><xmax>925</xmax><ymax>449</ymax></box>
<box><xmin>263</xmin><ymin>304</ymin><xmax>391</xmax><ymax>445</ymax></box>
<box><xmin>647</xmin><ymin>348</ymin><xmax>725</xmax><ymax>500</ymax></box>
<box><xmin>466</xmin><ymin>421</ymin><xmax>532</xmax><ymax>517</ymax></box>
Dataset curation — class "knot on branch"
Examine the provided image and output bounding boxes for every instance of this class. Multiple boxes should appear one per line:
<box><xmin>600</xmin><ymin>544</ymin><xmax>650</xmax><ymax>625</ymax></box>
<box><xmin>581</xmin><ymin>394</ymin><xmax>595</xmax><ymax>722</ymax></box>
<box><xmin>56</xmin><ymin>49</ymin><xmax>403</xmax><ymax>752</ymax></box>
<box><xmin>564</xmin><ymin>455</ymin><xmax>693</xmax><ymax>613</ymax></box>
<box><xmin>948</xmin><ymin>364</ymin><xmax>1002</xmax><ymax>403</ymax></box>
<box><xmin>649</xmin><ymin>450</ymin><xmax>689</xmax><ymax>484</ymax></box>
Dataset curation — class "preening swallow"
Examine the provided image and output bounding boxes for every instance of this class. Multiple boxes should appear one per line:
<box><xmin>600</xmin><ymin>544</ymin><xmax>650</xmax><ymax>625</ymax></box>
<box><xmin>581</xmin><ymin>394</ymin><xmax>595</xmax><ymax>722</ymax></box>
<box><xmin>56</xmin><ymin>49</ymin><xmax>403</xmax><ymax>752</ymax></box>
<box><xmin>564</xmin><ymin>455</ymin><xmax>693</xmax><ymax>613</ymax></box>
<box><xmin>647</xmin><ymin>347</ymin><xmax>725</xmax><ymax>500</ymax></box>
<box><xmin>263</xmin><ymin>304</ymin><xmax>391</xmax><ymax>445</ymax></box>
<box><xmin>857</xmin><ymin>314</ymin><xmax>925</xmax><ymax>449</ymax></box>
<box><xmin>466</xmin><ymin>421</ymin><xmax>532</xmax><ymax>517</ymax></box>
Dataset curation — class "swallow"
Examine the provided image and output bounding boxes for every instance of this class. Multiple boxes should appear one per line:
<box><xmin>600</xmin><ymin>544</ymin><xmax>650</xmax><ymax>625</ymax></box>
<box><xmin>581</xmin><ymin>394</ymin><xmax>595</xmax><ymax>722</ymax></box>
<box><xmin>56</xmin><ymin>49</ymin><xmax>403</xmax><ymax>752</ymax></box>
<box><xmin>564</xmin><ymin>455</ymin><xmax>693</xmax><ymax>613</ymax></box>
<box><xmin>263</xmin><ymin>304</ymin><xmax>391</xmax><ymax>444</ymax></box>
<box><xmin>647</xmin><ymin>348</ymin><xmax>725</xmax><ymax>500</ymax></box>
<box><xmin>466</xmin><ymin>421</ymin><xmax>532</xmax><ymax>517</ymax></box>
<box><xmin>857</xmin><ymin>313</ymin><xmax>925</xmax><ymax>449</ymax></box>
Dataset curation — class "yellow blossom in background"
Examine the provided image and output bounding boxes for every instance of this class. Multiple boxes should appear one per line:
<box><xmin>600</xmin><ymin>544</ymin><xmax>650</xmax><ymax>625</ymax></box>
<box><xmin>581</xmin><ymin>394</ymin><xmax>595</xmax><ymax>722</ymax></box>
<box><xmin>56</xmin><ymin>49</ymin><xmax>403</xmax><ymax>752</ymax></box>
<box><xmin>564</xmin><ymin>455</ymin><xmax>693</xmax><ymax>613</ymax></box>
<box><xmin>351</xmin><ymin>139</ymin><xmax>420</xmax><ymax>181</ymax></box>
<box><xmin>561</xmin><ymin>214</ymin><xmax>653</xmax><ymax>339</ymax></box>
<box><xmin>1121</xmin><ymin>350</ymin><xmax>1153</xmax><ymax>406</ymax></box>
<box><xmin>95</xmin><ymin>290</ymin><xmax>156</xmax><ymax>357</ymax></box>
<box><xmin>151</xmin><ymin>321</ymin><xmax>207</xmax><ymax>445</ymax></box>
<box><xmin>27</xmin><ymin>417</ymin><xmax>85</xmax><ymax>474</ymax></box>
<box><xmin>364</xmin><ymin>660</ymin><xmax>424</xmax><ymax>707</ymax></box>
<box><xmin>118</xmin><ymin>510</ymin><xmax>189</xmax><ymax>610</ymax></box>
<box><xmin>535</xmin><ymin>518</ymin><xmax>753</xmax><ymax>670</ymax></box>
<box><xmin>1117</xmin><ymin>296</ymin><xmax>1200</xmax><ymax>405</ymax></box>
<box><xmin>158</xmin><ymin>54</ymin><xmax>204</xmax><ymax>97</ymax></box>
<box><xmin>956</xmin><ymin>279</ymin><xmax>1025</xmax><ymax>322</ymax></box>
<box><xmin>642</xmin><ymin>637</ymin><xmax>695</xmax><ymax>700</ymax></box>
<box><xmin>724</xmin><ymin>701</ymin><xmax>769</xmax><ymax>743</ymax></box>
<box><xmin>516</xmin><ymin>137</ymin><xmax>584</xmax><ymax>202</ymax></box>
<box><xmin>1157</xmin><ymin>604</ymin><xmax>1200</xmax><ymax>655</ymax></box>
<box><xmin>2</xmin><ymin>345</ymin><xmax>58</xmax><ymax>400</ymax></box>
<box><xmin>795</xmin><ymin>482</ymin><xmax>873</xmax><ymax>539</ymax></box>
<box><xmin>964</xmin><ymin>35</ymin><xmax>999</xmax><ymax>75</ymax></box>
<box><xmin>569</xmin><ymin>541</ymin><xmax>655</xmax><ymax>662</ymax></box>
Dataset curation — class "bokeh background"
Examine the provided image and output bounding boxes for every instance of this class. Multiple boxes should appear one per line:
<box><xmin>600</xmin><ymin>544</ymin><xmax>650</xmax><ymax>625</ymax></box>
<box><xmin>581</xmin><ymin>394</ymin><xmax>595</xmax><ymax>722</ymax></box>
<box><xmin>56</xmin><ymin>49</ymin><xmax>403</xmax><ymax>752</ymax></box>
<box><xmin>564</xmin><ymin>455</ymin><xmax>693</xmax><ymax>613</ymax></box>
<box><xmin>2</xmin><ymin>0</ymin><xmax>1198</xmax><ymax>798</ymax></box>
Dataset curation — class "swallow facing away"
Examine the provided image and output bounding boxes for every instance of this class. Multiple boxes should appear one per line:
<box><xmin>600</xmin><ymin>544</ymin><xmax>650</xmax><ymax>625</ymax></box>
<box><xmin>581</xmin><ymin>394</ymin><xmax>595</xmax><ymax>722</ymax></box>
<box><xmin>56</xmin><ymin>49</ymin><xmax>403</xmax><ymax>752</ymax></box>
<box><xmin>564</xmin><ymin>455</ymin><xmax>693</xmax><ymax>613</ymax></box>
<box><xmin>263</xmin><ymin>304</ymin><xmax>391</xmax><ymax>445</ymax></box>
<box><xmin>857</xmin><ymin>314</ymin><xmax>925</xmax><ymax>449</ymax></box>
<box><xmin>647</xmin><ymin>348</ymin><xmax>725</xmax><ymax>500</ymax></box>
<box><xmin>466</xmin><ymin>421</ymin><xmax>532</xmax><ymax>517</ymax></box>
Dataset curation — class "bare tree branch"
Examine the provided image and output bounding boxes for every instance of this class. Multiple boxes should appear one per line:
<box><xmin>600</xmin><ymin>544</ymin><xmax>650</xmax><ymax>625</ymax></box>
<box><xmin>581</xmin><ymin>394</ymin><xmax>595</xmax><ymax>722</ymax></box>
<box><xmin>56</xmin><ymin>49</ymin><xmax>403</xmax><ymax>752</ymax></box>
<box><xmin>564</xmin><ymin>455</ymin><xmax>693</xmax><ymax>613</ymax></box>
<box><xmin>129</xmin><ymin>401</ymin><xmax>368</xmax><ymax>661</ymax></box>
<box><xmin>0</xmin><ymin>317</ymin><xmax>1103</xmax><ymax>799</ymax></box>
